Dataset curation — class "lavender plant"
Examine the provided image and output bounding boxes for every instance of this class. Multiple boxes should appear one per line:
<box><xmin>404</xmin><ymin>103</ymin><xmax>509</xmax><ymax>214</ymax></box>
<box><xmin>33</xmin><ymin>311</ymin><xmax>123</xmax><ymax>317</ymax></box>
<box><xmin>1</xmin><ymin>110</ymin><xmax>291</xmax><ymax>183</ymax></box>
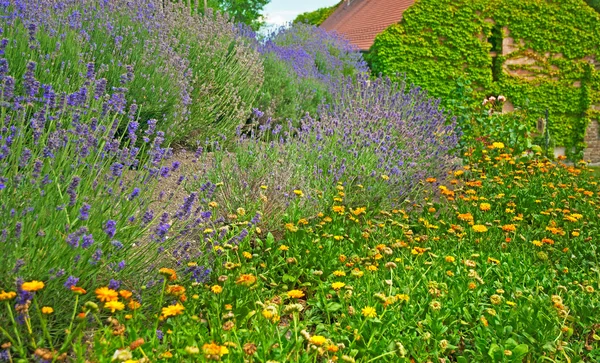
<box><xmin>194</xmin><ymin>75</ymin><xmax>459</xmax><ymax>228</ymax></box>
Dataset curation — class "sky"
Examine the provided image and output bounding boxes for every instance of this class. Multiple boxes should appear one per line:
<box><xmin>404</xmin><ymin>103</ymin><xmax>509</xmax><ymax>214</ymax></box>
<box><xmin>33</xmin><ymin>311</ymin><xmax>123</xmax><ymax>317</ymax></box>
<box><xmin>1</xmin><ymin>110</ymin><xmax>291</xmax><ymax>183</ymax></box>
<box><xmin>263</xmin><ymin>0</ymin><xmax>340</xmax><ymax>27</ymax></box>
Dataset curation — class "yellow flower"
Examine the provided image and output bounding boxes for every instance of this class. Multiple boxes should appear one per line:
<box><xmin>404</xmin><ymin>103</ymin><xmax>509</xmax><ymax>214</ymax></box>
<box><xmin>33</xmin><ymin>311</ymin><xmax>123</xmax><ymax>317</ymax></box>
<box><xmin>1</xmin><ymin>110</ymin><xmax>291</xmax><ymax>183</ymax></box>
<box><xmin>479</xmin><ymin>203</ymin><xmax>491</xmax><ymax>211</ymax></box>
<box><xmin>185</xmin><ymin>346</ymin><xmax>200</xmax><ymax>355</ymax></box>
<box><xmin>0</xmin><ymin>291</ymin><xmax>17</xmax><ymax>301</ymax></box>
<box><xmin>166</xmin><ymin>285</ymin><xmax>186</xmax><ymax>297</ymax></box>
<box><xmin>21</xmin><ymin>280</ymin><xmax>45</xmax><ymax>292</ymax></box>
<box><xmin>243</xmin><ymin>252</ymin><xmax>252</xmax><ymax>259</ymax></box>
<box><xmin>211</xmin><ymin>285</ymin><xmax>223</xmax><ymax>294</ymax></box>
<box><xmin>457</xmin><ymin>213</ymin><xmax>473</xmax><ymax>222</ymax></box>
<box><xmin>104</xmin><ymin>300</ymin><xmax>125</xmax><ymax>313</ymax></box>
<box><xmin>381</xmin><ymin>174</ymin><xmax>389</xmax><ymax>180</ymax></box>
<box><xmin>208</xmin><ymin>201</ymin><xmax>219</xmax><ymax>208</ymax></box>
<box><xmin>472</xmin><ymin>225</ymin><xmax>488</xmax><ymax>233</ymax></box>
<box><xmin>285</xmin><ymin>223</ymin><xmax>298</xmax><ymax>232</ymax></box>
<box><xmin>445</xmin><ymin>256</ymin><xmax>455</xmax><ymax>263</ymax></box>
<box><xmin>333</xmin><ymin>270</ymin><xmax>346</xmax><ymax>277</ymax></box>
<box><xmin>332</xmin><ymin>205</ymin><xmax>345</xmax><ymax>214</ymax></box>
<box><xmin>293</xmin><ymin>190</ymin><xmax>304</xmax><ymax>197</ymax></box>
<box><xmin>309</xmin><ymin>335</ymin><xmax>327</xmax><ymax>346</ymax></box>
<box><xmin>202</xmin><ymin>342</ymin><xmax>229</xmax><ymax>357</ymax></box>
<box><xmin>331</xmin><ymin>282</ymin><xmax>346</xmax><ymax>291</ymax></box>
<box><xmin>351</xmin><ymin>207</ymin><xmax>366</xmax><ymax>215</ymax></box>
<box><xmin>95</xmin><ymin>287</ymin><xmax>119</xmax><ymax>302</ymax></box>
<box><xmin>279</xmin><ymin>245</ymin><xmax>289</xmax><ymax>251</ymax></box>
<box><xmin>161</xmin><ymin>303</ymin><xmax>185</xmax><ymax>318</ymax></box>
<box><xmin>287</xmin><ymin>290</ymin><xmax>305</xmax><ymax>299</ymax></box>
<box><xmin>235</xmin><ymin>274</ymin><xmax>257</xmax><ymax>286</ymax></box>
<box><xmin>492</xmin><ymin>142</ymin><xmax>505</xmax><ymax>149</ymax></box>
<box><xmin>41</xmin><ymin>306</ymin><xmax>54</xmax><ymax>314</ymax></box>
<box><xmin>361</xmin><ymin>306</ymin><xmax>377</xmax><ymax>318</ymax></box>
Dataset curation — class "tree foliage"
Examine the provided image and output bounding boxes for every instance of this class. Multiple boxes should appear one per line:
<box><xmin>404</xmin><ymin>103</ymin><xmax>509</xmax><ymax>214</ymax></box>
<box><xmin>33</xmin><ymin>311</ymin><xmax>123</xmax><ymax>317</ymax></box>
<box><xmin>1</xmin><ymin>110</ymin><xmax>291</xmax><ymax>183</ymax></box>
<box><xmin>182</xmin><ymin>0</ymin><xmax>270</xmax><ymax>30</ymax></box>
<box><xmin>293</xmin><ymin>2</ymin><xmax>340</xmax><ymax>26</ymax></box>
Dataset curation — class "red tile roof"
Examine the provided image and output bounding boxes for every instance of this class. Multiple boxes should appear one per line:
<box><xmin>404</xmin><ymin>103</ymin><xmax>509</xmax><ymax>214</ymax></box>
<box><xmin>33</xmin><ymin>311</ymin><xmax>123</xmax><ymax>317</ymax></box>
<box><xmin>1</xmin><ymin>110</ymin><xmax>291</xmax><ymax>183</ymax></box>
<box><xmin>320</xmin><ymin>0</ymin><xmax>415</xmax><ymax>51</ymax></box>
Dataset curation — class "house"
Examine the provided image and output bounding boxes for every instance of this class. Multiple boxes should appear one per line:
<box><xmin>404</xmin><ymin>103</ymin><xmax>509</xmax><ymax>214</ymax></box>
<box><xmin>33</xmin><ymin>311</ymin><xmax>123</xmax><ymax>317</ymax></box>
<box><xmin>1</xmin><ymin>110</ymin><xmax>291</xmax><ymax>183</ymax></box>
<box><xmin>319</xmin><ymin>0</ymin><xmax>415</xmax><ymax>51</ymax></box>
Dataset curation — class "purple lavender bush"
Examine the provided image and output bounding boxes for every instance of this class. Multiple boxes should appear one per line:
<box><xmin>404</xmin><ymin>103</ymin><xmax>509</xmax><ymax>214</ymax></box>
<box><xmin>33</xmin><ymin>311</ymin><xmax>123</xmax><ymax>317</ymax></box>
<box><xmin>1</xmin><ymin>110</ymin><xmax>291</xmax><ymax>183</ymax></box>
<box><xmin>195</xmin><ymin>74</ymin><xmax>459</xmax><ymax>228</ymax></box>
<box><xmin>253</xmin><ymin>23</ymin><xmax>369</xmax><ymax>124</ymax></box>
<box><xmin>0</xmin><ymin>53</ymin><xmax>248</xmax><ymax>312</ymax></box>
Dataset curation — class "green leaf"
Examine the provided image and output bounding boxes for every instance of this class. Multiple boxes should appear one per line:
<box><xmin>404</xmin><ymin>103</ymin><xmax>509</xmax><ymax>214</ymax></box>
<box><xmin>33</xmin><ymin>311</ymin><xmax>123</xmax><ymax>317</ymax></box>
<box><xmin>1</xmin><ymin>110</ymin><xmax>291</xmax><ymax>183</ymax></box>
<box><xmin>282</xmin><ymin>274</ymin><xmax>296</xmax><ymax>283</ymax></box>
<box><xmin>325</xmin><ymin>302</ymin><xmax>342</xmax><ymax>312</ymax></box>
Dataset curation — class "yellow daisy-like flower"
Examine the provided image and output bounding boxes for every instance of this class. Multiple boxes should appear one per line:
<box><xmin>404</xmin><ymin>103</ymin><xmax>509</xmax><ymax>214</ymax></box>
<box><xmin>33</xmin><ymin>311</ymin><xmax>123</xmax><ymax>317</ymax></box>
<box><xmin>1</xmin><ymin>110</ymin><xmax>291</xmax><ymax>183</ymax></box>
<box><xmin>128</xmin><ymin>300</ymin><xmax>141</xmax><ymax>310</ymax></box>
<box><xmin>331</xmin><ymin>282</ymin><xmax>346</xmax><ymax>291</ymax></box>
<box><xmin>104</xmin><ymin>300</ymin><xmax>125</xmax><ymax>313</ymax></box>
<box><xmin>479</xmin><ymin>203</ymin><xmax>491</xmax><ymax>211</ymax></box>
<box><xmin>159</xmin><ymin>268</ymin><xmax>177</xmax><ymax>281</ymax></box>
<box><xmin>445</xmin><ymin>256</ymin><xmax>455</xmax><ymax>263</ymax></box>
<box><xmin>161</xmin><ymin>303</ymin><xmax>185</xmax><ymax>318</ymax></box>
<box><xmin>95</xmin><ymin>287</ymin><xmax>119</xmax><ymax>302</ymax></box>
<box><xmin>293</xmin><ymin>190</ymin><xmax>304</xmax><ymax>197</ymax></box>
<box><xmin>309</xmin><ymin>335</ymin><xmax>327</xmax><ymax>346</ymax></box>
<box><xmin>243</xmin><ymin>251</ymin><xmax>252</xmax><ymax>259</ymax></box>
<box><xmin>492</xmin><ymin>142</ymin><xmax>505</xmax><ymax>149</ymax></box>
<box><xmin>361</xmin><ymin>306</ymin><xmax>377</xmax><ymax>318</ymax></box>
<box><xmin>235</xmin><ymin>274</ymin><xmax>257</xmax><ymax>286</ymax></box>
<box><xmin>0</xmin><ymin>291</ymin><xmax>17</xmax><ymax>301</ymax></box>
<box><xmin>202</xmin><ymin>342</ymin><xmax>229</xmax><ymax>357</ymax></box>
<box><xmin>472</xmin><ymin>225</ymin><xmax>488</xmax><ymax>233</ymax></box>
<box><xmin>41</xmin><ymin>306</ymin><xmax>54</xmax><ymax>314</ymax></box>
<box><xmin>211</xmin><ymin>285</ymin><xmax>223</xmax><ymax>294</ymax></box>
<box><xmin>333</xmin><ymin>270</ymin><xmax>346</xmax><ymax>277</ymax></box>
<box><xmin>21</xmin><ymin>280</ymin><xmax>45</xmax><ymax>292</ymax></box>
<box><xmin>279</xmin><ymin>245</ymin><xmax>289</xmax><ymax>251</ymax></box>
<box><xmin>287</xmin><ymin>290</ymin><xmax>305</xmax><ymax>299</ymax></box>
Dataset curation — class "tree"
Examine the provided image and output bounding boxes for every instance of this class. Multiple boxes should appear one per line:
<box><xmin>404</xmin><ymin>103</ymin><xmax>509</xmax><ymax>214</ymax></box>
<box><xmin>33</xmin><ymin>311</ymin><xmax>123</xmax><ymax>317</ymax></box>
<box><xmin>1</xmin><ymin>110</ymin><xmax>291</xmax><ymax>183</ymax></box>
<box><xmin>293</xmin><ymin>2</ymin><xmax>340</xmax><ymax>26</ymax></box>
<box><xmin>585</xmin><ymin>0</ymin><xmax>600</xmax><ymax>12</ymax></box>
<box><xmin>206</xmin><ymin>0</ymin><xmax>270</xmax><ymax>30</ymax></box>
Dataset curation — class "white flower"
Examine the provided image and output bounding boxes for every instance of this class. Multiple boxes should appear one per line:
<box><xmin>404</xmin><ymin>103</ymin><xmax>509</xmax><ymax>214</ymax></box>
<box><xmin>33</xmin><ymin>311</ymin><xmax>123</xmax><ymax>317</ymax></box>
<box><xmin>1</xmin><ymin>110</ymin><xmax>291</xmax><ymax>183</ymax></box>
<box><xmin>488</xmin><ymin>96</ymin><xmax>496</xmax><ymax>102</ymax></box>
<box><xmin>112</xmin><ymin>348</ymin><xmax>132</xmax><ymax>362</ymax></box>
<box><xmin>498</xmin><ymin>95</ymin><xmax>506</xmax><ymax>102</ymax></box>
<box><xmin>482</xmin><ymin>99</ymin><xmax>489</xmax><ymax>105</ymax></box>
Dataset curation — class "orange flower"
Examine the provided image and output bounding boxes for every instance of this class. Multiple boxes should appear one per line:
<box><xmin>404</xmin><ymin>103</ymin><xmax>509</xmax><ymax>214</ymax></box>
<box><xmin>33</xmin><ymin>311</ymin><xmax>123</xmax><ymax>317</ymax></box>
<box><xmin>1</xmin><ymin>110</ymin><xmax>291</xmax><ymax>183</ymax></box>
<box><xmin>128</xmin><ymin>300</ymin><xmax>141</xmax><ymax>310</ymax></box>
<box><xmin>166</xmin><ymin>285</ymin><xmax>186</xmax><ymax>297</ymax></box>
<box><xmin>235</xmin><ymin>274</ymin><xmax>257</xmax><ymax>286</ymax></box>
<box><xmin>95</xmin><ymin>287</ymin><xmax>119</xmax><ymax>302</ymax></box>
<box><xmin>287</xmin><ymin>290</ymin><xmax>305</xmax><ymax>299</ymax></box>
<box><xmin>159</xmin><ymin>268</ymin><xmax>177</xmax><ymax>281</ymax></box>
<box><xmin>119</xmin><ymin>290</ymin><xmax>133</xmax><ymax>299</ymax></box>
<box><xmin>70</xmin><ymin>286</ymin><xmax>87</xmax><ymax>295</ymax></box>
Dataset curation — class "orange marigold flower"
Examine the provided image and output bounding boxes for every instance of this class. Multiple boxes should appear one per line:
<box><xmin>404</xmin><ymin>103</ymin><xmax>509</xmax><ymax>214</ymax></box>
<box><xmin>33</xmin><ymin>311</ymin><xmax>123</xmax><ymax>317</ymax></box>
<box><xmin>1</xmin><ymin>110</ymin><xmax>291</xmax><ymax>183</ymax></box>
<box><xmin>426</xmin><ymin>178</ymin><xmax>437</xmax><ymax>183</ymax></box>
<box><xmin>501</xmin><ymin>224</ymin><xmax>516</xmax><ymax>232</ymax></box>
<box><xmin>41</xmin><ymin>306</ymin><xmax>54</xmax><ymax>314</ymax></box>
<box><xmin>70</xmin><ymin>286</ymin><xmax>87</xmax><ymax>295</ymax></box>
<box><xmin>479</xmin><ymin>203</ymin><xmax>491</xmax><ymax>211</ymax></box>
<box><xmin>166</xmin><ymin>285</ymin><xmax>186</xmax><ymax>296</ymax></box>
<box><xmin>458</xmin><ymin>213</ymin><xmax>473</xmax><ymax>222</ymax></box>
<box><xmin>159</xmin><ymin>268</ymin><xmax>177</xmax><ymax>281</ymax></box>
<box><xmin>119</xmin><ymin>290</ymin><xmax>132</xmax><ymax>299</ymax></box>
<box><xmin>128</xmin><ymin>300</ymin><xmax>141</xmax><ymax>310</ymax></box>
<box><xmin>95</xmin><ymin>287</ymin><xmax>119</xmax><ymax>302</ymax></box>
<box><xmin>235</xmin><ymin>274</ymin><xmax>257</xmax><ymax>286</ymax></box>
<box><xmin>21</xmin><ymin>281</ymin><xmax>45</xmax><ymax>292</ymax></box>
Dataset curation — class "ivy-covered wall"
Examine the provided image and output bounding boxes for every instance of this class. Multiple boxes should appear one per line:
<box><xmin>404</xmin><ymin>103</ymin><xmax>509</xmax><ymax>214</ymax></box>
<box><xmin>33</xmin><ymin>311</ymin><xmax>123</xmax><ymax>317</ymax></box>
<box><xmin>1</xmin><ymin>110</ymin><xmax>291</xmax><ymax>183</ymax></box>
<box><xmin>368</xmin><ymin>0</ymin><xmax>600</xmax><ymax>153</ymax></box>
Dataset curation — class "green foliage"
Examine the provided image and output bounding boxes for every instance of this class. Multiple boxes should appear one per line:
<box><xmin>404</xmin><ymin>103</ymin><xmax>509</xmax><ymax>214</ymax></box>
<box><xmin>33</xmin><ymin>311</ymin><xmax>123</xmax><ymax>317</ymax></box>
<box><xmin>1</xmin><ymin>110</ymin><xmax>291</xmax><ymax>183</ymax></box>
<box><xmin>293</xmin><ymin>2</ymin><xmax>340</xmax><ymax>26</ymax></box>
<box><xmin>368</xmin><ymin>0</ymin><xmax>600</xmax><ymax>155</ymax></box>
<box><xmin>586</xmin><ymin>0</ymin><xmax>600</xmax><ymax>12</ymax></box>
<box><xmin>181</xmin><ymin>0</ymin><xmax>271</xmax><ymax>30</ymax></box>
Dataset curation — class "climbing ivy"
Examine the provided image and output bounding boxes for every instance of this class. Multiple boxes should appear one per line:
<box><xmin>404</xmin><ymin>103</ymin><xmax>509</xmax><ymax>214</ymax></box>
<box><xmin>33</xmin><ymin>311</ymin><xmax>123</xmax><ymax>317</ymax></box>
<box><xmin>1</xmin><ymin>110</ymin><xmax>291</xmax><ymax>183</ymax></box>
<box><xmin>368</xmin><ymin>0</ymin><xmax>600</xmax><ymax>155</ymax></box>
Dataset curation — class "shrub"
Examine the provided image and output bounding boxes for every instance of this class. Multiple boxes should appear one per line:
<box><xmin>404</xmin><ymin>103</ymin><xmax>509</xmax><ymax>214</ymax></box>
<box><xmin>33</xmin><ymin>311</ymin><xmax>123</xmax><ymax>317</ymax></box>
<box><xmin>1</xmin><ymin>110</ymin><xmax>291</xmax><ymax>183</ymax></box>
<box><xmin>254</xmin><ymin>23</ymin><xmax>368</xmax><ymax>124</ymax></box>
<box><xmin>193</xmin><ymin>75</ymin><xmax>459</xmax><ymax>229</ymax></box>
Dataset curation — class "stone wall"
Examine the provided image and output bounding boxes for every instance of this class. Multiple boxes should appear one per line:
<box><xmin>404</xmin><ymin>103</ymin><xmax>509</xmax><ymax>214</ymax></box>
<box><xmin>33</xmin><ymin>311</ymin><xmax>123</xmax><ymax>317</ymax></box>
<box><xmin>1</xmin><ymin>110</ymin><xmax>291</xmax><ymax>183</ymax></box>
<box><xmin>498</xmin><ymin>27</ymin><xmax>600</xmax><ymax>163</ymax></box>
<box><xmin>584</xmin><ymin>120</ymin><xmax>600</xmax><ymax>164</ymax></box>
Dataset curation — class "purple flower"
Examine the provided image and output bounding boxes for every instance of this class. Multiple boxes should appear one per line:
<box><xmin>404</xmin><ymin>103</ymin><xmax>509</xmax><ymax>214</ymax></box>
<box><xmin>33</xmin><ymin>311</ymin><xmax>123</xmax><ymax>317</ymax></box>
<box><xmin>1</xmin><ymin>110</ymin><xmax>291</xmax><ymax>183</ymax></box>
<box><xmin>108</xmin><ymin>279</ymin><xmax>121</xmax><ymax>290</ymax></box>
<box><xmin>104</xmin><ymin>220</ymin><xmax>116</xmax><ymax>238</ymax></box>
<box><xmin>79</xmin><ymin>203</ymin><xmax>91</xmax><ymax>220</ymax></box>
<box><xmin>81</xmin><ymin>234</ymin><xmax>94</xmax><ymax>249</ymax></box>
<box><xmin>64</xmin><ymin>276</ymin><xmax>79</xmax><ymax>289</ymax></box>
<box><xmin>129</xmin><ymin>188</ymin><xmax>140</xmax><ymax>200</ymax></box>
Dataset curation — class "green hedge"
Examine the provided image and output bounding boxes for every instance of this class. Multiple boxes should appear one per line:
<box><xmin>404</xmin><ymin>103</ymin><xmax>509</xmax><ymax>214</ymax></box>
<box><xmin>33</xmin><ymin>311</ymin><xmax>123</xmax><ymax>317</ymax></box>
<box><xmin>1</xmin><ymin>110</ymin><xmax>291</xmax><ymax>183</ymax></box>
<box><xmin>368</xmin><ymin>0</ymin><xmax>600</xmax><ymax>154</ymax></box>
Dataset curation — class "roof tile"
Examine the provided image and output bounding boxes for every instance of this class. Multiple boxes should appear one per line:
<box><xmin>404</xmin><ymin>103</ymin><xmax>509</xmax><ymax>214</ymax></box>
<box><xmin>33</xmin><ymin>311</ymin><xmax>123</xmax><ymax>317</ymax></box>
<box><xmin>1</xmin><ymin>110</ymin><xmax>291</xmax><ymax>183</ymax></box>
<box><xmin>320</xmin><ymin>0</ymin><xmax>415</xmax><ymax>51</ymax></box>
